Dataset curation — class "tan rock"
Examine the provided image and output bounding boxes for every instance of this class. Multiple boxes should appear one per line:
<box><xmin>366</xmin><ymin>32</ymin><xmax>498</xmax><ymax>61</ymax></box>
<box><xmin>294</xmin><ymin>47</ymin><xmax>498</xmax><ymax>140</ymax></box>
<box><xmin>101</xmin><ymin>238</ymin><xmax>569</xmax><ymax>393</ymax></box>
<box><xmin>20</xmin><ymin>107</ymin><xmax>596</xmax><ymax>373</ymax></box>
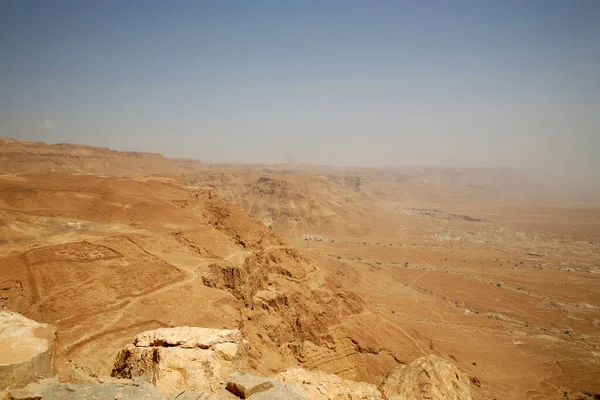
<box><xmin>249</xmin><ymin>382</ymin><xmax>308</xmax><ymax>400</ymax></box>
<box><xmin>252</xmin><ymin>290</ymin><xmax>287</xmax><ymax>310</ymax></box>
<box><xmin>57</xmin><ymin>367</ymin><xmax>99</xmax><ymax>384</ymax></box>
<box><xmin>275</xmin><ymin>367</ymin><xmax>384</xmax><ymax>400</ymax></box>
<box><xmin>213</xmin><ymin>342</ymin><xmax>239</xmax><ymax>361</ymax></box>
<box><xmin>6</xmin><ymin>382</ymin><xmax>43</xmax><ymax>400</ymax></box>
<box><xmin>379</xmin><ymin>355</ymin><xmax>472</xmax><ymax>400</ymax></box>
<box><xmin>112</xmin><ymin>327</ymin><xmax>243</xmax><ymax>397</ymax></box>
<box><xmin>8</xmin><ymin>379</ymin><xmax>166</xmax><ymax>400</ymax></box>
<box><xmin>7</xmin><ymin>390</ymin><xmax>42</xmax><ymax>400</ymax></box>
<box><xmin>226</xmin><ymin>373</ymin><xmax>274</xmax><ymax>398</ymax></box>
<box><xmin>0</xmin><ymin>312</ymin><xmax>56</xmax><ymax>390</ymax></box>
<box><xmin>95</xmin><ymin>376</ymin><xmax>133</xmax><ymax>385</ymax></box>
<box><xmin>155</xmin><ymin>347</ymin><xmax>233</xmax><ymax>394</ymax></box>
<box><xmin>134</xmin><ymin>327</ymin><xmax>241</xmax><ymax>349</ymax></box>
<box><xmin>112</xmin><ymin>345</ymin><xmax>159</xmax><ymax>384</ymax></box>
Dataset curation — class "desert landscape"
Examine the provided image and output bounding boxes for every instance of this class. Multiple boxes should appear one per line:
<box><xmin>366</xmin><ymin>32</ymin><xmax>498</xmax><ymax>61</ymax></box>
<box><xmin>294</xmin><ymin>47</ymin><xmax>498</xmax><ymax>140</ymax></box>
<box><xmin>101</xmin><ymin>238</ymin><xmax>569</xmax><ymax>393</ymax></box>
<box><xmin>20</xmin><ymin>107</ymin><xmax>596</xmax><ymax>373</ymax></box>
<box><xmin>1</xmin><ymin>137</ymin><xmax>599</xmax><ymax>399</ymax></box>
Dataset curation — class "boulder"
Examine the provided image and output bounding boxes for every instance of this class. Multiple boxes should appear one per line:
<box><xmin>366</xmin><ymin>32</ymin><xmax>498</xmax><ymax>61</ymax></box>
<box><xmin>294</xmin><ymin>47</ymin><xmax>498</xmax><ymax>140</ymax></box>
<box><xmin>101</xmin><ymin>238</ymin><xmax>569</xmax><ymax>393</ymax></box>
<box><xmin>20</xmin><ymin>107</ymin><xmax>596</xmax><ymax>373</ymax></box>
<box><xmin>112</xmin><ymin>327</ymin><xmax>243</xmax><ymax>397</ymax></box>
<box><xmin>226</xmin><ymin>372</ymin><xmax>274</xmax><ymax>398</ymax></box>
<box><xmin>275</xmin><ymin>367</ymin><xmax>384</xmax><ymax>400</ymax></box>
<box><xmin>0</xmin><ymin>312</ymin><xmax>56</xmax><ymax>390</ymax></box>
<box><xmin>225</xmin><ymin>373</ymin><xmax>308</xmax><ymax>400</ymax></box>
<box><xmin>379</xmin><ymin>355</ymin><xmax>472</xmax><ymax>400</ymax></box>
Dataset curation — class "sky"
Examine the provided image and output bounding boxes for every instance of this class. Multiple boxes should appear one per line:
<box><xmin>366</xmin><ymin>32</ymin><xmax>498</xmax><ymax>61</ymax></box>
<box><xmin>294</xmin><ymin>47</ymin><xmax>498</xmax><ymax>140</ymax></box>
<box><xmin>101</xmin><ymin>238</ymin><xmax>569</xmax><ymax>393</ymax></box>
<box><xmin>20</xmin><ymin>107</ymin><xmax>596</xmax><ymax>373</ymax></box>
<box><xmin>1</xmin><ymin>1</ymin><xmax>599</xmax><ymax>174</ymax></box>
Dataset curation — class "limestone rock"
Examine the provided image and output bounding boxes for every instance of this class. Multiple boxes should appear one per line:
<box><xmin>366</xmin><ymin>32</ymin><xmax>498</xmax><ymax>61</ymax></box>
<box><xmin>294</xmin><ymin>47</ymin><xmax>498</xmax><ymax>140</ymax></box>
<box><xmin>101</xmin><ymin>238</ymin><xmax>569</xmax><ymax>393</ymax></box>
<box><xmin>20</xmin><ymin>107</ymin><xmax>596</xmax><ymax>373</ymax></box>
<box><xmin>7</xmin><ymin>381</ymin><xmax>43</xmax><ymax>400</ymax></box>
<box><xmin>275</xmin><ymin>367</ymin><xmax>384</xmax><ymax>400</ymax></box>
<box><xmin>0</xmin><ymin>312</ymin><xmax>56</xmax><ymax>390</ymax></box>
<box><xmin>252</xmin><ymin>290</ymin><xmax>287</xmax><ymax>311</ymax></box>
<box><xmin>213</xmin><ymin>343</ymin><xmax>239</xmax><ymax>361</ymax></box>
<box><xmin>112</xmin><ymin>327</ymin><xmax>243</xmax><ymax>397</ymax></box>
<box><xmin>134</xmin><ymin>327</ymin><xmax>241</xmax><ymax>349</ymax></box>
<box><xmin>379</xmin><ymin>355</ymin><xmax>472</xmax><ymax>400</ymax></box>
<box><xmin>248</xmin><ymin>383</ymin><xmax>308</xmax><ymax>400</ymax></box>
<box><xmin>225</xmin><ymin>373</ymin><xmax>309</xmax><ymax>400</ymax></box>
<box><xmin>57</xmin><ymin>367</ymin><xmax>101</xmax><ymax>384</ymax></box>
<box><xmin>7</xmin><ymin>378</ymin><xmax>166</xmax><ymax>400</ymax></box>
<box><xmin>226</xmin><ymin>373</ymin><xmax>274</xmax><ymax>398</ymax></box>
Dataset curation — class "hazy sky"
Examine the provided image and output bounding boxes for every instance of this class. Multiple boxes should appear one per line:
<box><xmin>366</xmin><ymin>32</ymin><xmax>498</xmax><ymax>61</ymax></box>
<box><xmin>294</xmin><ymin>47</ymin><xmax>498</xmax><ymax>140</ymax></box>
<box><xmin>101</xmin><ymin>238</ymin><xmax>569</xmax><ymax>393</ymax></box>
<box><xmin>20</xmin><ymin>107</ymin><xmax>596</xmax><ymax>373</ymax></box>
<box><xmin>1</xmin><ymin>1</ymin><xmax>599</xmax><ymax>172</ymax></box>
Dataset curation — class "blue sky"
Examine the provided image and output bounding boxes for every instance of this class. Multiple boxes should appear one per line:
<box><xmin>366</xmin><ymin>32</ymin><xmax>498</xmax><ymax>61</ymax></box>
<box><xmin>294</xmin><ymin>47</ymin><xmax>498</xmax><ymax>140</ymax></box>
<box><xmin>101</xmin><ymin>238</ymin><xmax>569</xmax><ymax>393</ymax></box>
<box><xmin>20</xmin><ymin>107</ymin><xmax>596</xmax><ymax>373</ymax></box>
<box><xmin>1</xmin><ymin>1</ymin><xmax>599</xmax><ymax>172</ymax></box>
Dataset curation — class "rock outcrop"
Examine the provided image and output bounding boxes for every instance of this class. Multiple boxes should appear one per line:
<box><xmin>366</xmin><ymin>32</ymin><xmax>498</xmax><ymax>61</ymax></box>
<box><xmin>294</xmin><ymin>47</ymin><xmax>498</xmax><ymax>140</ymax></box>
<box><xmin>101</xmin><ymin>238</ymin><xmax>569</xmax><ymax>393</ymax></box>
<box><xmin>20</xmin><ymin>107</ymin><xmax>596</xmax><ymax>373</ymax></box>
<box><xmin>111</xmin><ymin>327</ymin><xmax>244</xmax><ymax>397</ymax></box>
<box><xmin>111</xmin><ymin>327</ymin><xmax>388</xmax><ymax>399</ymax></box>
<box><xmin>201</xmin><ymin>245</ymin><xmax>368</xmax><ymax>379</ymax></box>
<box><xmin>109</xmin><ymin>326</ymin><xmax>476</xmax><ymax>400</ymax></box>
<box><xmin>2</xmin><ymin>312</ymin><xmax>476</xmax><ymax>400</ymax></box>
<box><xmin>134</xmin><ymin>327</ymin><xmax>241</xmax><ymax>349</ymax></box>
<box><xmin>5</xmin><ymin>378</ymin><xmax>166</xmax><ymax>400</ymax></box>
<box><xmin>225</xmin><ymin>369</ymin><xmax>385</xmax><ymax>400</ymax></box>
<box><xmin>226</xmin><ymin>373</ymin><xmax>308</xmax><ymax>400</ymax></box>
<box><xmin>0</xmin><ymin>312</ymin><xmax>56</xmax><ymax>390</ymax></box>
<box><xmin>379</xmin><ymin>355</ymin><xmax>473</xmax><ymax>400</ymax></box>
<box><xmin>275</xmin><ymin>367</ymin><xmax>384</xmax><ymax>400</ymax></box>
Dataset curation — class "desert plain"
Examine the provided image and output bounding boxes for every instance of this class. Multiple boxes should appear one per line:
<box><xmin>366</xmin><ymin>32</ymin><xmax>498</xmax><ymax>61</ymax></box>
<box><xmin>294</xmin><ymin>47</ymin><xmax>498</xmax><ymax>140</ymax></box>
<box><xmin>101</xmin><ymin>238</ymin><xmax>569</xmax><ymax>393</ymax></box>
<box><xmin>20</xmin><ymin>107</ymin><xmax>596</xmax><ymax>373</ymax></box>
<box><xmin>1</xmin><ymin>137</ymin><xmax>599</xmax><ymax>399</ymax></box>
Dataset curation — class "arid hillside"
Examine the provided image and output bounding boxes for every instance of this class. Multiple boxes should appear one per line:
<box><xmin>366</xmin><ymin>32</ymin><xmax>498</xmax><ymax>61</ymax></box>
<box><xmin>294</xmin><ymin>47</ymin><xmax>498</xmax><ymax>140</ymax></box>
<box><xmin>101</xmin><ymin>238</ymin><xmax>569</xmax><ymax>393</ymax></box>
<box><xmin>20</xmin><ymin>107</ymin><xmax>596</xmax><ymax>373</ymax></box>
<box><xmin>183</xmin><ymin>171</ymin><xmax>375</xmax><ymax>238</ymax></box>
<box><xmin>1</xmin><ymin>138</ymin><xmax>599</xmax><ymax>400</ymax></box>
<box><xmin>212</xmin><ymin>162</ymin><xmax>600</xmax><ymax>205</ymax></box>
<box><xmin>0</xmin><ymin>137</ymin><xmax>205</xmax><ymax>175</ymax></box>
<box><xmin>0</xmin><ymin>171</ymin><xmax>394</xmax><ymax>387</ymax></box>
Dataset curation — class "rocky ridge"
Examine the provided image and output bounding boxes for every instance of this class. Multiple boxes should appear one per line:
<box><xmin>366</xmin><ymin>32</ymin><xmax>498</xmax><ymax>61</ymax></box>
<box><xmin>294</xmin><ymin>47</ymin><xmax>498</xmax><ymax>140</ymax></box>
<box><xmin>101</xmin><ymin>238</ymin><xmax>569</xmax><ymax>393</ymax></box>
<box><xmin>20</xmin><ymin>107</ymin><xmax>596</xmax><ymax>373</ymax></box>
<box><xmin>112</xmin><ymin>327</ymin><xmax>244</xmax><ymax>396</ymax></box>
<box><xmin>1</xmin><ymin>319</ymin><xmax>475</xmax><ymax>399</ymax></box>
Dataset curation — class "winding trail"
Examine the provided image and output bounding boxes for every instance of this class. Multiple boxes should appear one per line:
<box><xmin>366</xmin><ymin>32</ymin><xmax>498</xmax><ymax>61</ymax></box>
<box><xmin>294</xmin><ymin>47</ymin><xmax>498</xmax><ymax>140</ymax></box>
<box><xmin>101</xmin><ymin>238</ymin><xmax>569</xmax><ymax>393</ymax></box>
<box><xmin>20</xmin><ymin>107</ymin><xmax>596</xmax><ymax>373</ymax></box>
<box><xmin>62</xmin><ymin>239</ymin><xmax>290</xmax><ymax>355</ymax></box>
